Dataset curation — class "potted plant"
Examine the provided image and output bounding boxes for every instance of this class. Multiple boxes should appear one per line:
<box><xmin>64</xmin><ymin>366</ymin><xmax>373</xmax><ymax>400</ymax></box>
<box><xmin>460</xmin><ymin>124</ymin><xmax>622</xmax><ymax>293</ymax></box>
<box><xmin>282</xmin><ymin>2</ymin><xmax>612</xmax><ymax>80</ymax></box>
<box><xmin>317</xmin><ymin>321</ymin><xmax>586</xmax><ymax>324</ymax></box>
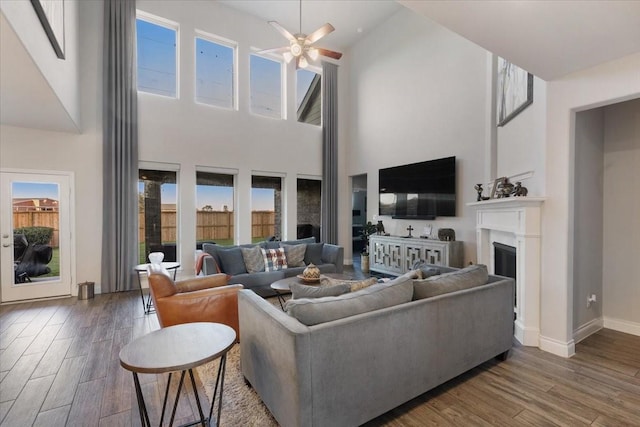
<box><xmin>360</xmin><ymin>221</ymin><xmax>378</xmax><ymax>273</ymax></box>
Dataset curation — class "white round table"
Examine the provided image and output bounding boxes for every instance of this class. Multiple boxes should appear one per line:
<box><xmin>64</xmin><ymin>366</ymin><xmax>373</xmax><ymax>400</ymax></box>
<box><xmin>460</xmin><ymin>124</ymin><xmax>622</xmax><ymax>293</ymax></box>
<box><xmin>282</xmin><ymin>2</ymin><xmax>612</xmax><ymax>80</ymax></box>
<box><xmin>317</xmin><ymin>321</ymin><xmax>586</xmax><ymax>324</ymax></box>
<box><xmin>134</xmin><ymin>262</ymin><xmax>180</xmax><ymax>314</ymax></box>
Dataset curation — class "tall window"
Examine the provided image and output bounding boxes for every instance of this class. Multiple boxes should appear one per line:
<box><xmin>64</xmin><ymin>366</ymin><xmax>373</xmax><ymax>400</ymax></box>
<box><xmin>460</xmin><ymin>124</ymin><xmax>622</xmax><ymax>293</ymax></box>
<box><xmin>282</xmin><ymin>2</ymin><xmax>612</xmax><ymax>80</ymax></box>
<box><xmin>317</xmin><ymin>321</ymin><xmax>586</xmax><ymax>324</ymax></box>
<box><xmin>297</xmin><ymin>68</ymin><xmax>321</xmax><ymax>125</ymax></box>
<box><xmin>297</xmin><ymin>178</ymin><xmax>321</xmax><ymax>241</ymax></box>
<box><xmin>138</xmin><ymin>169</ymin><xmax>178</xmax><ymax>263</ymax></box>
<box><xmin>250</xmin><ymin>54</ymin><xmax>283</xmax><ymax>119</ymax></box>
<box><xmin>196</xmin><ymin>171</ymin><xmax>234</xmax><ymax>246</ymax></box>
<box><xmin>136</xmin><ymin>13</ymin><xmax>178</xmax><ymax>97</ymax></box>
<box><xmin>251</xmin><ymin>176</ymin><xmax>282</xmax><ymax>242</ymax></box>
<box><xmin>195</xmin><ymin>34</ymin><xmax>236</xmax><ymax>109</ymax></box>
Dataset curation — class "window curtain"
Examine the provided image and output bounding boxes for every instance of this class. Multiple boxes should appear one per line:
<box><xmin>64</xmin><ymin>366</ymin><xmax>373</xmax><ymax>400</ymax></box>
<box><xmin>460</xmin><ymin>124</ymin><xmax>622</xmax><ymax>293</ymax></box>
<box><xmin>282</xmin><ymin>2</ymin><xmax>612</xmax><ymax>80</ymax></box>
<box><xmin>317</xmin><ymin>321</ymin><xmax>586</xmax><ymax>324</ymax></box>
<box><xmin>101</xmin><ymin>0</ymin><xmax>139</xmax><ymax>293</ymax></box>
<box><xmin>321</xmin><ymin>61</ymin><xmax>338</xmax><ymax>244</ymax></box>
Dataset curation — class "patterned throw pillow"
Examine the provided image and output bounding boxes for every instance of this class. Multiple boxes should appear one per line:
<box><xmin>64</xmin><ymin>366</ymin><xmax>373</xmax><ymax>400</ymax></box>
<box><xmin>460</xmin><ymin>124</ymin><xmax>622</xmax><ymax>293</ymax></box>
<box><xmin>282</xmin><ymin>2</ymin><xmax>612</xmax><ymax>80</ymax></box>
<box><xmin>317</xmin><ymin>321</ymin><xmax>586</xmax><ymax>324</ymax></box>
<box><xmin>261</xmin><ymin>248</ymin><xmax>288</xmax><ymax>272</ymax></box>
<box><xmin>280</xmin><ymin>244</ymin><xmax>306</xmax><ymax>267</ymax></box>
<box><xmin>240</xmin><ymin>246</ymin><xmax>265</xmax><ymax>274</ymax></box>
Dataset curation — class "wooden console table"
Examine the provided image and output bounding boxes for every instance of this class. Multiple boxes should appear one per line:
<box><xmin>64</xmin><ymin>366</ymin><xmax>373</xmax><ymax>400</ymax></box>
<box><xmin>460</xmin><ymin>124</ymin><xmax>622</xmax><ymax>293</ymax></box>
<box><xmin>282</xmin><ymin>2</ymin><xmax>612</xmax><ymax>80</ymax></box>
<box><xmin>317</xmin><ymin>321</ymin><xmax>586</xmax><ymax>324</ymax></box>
<box><xmin>370</xmin><ymin>235</ymin><xmax>463</xmax><ymax>276</ymax></box>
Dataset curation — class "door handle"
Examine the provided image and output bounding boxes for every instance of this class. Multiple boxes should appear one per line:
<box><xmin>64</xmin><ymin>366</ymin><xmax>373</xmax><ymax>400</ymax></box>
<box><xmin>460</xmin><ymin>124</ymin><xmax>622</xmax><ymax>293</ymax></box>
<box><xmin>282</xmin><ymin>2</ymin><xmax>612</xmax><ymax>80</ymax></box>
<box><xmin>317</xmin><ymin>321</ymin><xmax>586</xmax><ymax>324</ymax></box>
<box><xmin>2</xmin><ymin>243</ymin><xmax>11</xmax><ymax>247</ymax></box>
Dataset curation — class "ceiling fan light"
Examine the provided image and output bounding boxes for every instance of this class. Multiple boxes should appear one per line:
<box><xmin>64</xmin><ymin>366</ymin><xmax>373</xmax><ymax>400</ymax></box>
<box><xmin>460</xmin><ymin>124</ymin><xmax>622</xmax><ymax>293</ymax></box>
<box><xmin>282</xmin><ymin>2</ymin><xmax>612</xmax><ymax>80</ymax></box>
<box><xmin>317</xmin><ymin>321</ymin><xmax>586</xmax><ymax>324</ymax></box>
<box><xmin>298</xmin><ymin>55</ymin><xmax>308</xmax><ymax>69</ymax></box>
<box><xmin>290</xmin><ymin>42</ymin><xmax>303</xmax><ymax>57</ymax></box>
<box><xmin>283</xmin><ymin>51</ymin><xmax>293</xmax><ymax>63</ymax></box>
<box><xmin>308</xmin><ymin>47</ymin><xmax>319</xmax><ymax>61</ymax></box>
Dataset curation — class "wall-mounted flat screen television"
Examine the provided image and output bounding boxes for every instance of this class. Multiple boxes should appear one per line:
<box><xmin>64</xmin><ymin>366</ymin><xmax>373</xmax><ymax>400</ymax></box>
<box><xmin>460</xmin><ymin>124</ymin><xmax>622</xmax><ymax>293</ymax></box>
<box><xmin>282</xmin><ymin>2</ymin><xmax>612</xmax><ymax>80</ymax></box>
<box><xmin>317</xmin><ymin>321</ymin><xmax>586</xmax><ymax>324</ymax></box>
<box><xmin>379</xmin><ymin>156</ymin><xmax>456</xmax><ymax>219</ymax></box>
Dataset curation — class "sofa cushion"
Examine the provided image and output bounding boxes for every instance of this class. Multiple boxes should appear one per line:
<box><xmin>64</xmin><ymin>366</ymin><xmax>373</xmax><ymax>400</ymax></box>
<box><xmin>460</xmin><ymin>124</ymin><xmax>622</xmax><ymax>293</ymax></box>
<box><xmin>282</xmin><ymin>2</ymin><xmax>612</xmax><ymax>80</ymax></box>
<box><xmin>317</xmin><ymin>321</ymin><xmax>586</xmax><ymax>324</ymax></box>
<box><xmin>217</xmin><ymin>247</ymin><xmax>248</xmax><ymax>275</ymax></box>
<box><xmin>290</xmin><ymin>283</ymin><xmax>351</xmax><ymax>299</ymax></box>
<box><xmin>284</xmin><ymin>276</ymin><xmax>413</xmax><ymax>326</ymax></box>
<box><xmin>281</xmin><ymin>243</ymin><xmax>306</xmax><ymax>267</ymax></box>
<box><xmin>261</xmin><ymin>248</ymin><xmax>288</xmax><ymax>272</ymax></box>
<box><xmin>240</xmin><ymin>246</ymin><xmax>265</xmax><ymax>274</ymax></box>
<box><xmin>281</xmin><ymin>237</ymin><xmax>316</xmax><ymax>245</ymax></box>
<box><xmin>412</xmin><ymin>264</ymin><xmax>489</xmax><ymax>300</ymax></box>
<box><xmin>304</xmin><ymin>243</ymin><xmax>324</xmax><ymax>265</ymax></box>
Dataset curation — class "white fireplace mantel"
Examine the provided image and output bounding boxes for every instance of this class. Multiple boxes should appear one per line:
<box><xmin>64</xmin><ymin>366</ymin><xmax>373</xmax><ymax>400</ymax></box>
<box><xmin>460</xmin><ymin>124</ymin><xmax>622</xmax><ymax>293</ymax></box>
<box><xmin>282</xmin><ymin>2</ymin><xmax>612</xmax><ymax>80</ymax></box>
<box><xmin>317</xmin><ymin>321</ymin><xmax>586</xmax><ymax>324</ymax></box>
<box><xmin>467</xmin><ymin>197</ymin><xmax>545</xmax><ymax>347</ymax></box>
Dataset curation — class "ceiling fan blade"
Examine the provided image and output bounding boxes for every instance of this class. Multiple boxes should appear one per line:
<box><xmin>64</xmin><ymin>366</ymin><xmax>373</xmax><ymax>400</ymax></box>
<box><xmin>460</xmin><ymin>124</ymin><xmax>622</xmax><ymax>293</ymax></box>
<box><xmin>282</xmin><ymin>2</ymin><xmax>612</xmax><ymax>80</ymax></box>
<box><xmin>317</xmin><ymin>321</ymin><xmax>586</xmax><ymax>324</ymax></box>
<box><xmin>255</xmin><ymin>46</ymin><xmax>291</xmax><ymax>55</ymax></box>
<box><xmin>317</xmin><ymin>48</ymin><xmax>343</xmax><ymax>60</ymax></box>
<box><xmin>269</xmin><ymin>21</ymin><xmax>296</xmax><ymax>42</ymax></box>
<box><xmin>306</xmin><ymin>23</ymin><xmax>335</xmax><ymax>44</ymax></box>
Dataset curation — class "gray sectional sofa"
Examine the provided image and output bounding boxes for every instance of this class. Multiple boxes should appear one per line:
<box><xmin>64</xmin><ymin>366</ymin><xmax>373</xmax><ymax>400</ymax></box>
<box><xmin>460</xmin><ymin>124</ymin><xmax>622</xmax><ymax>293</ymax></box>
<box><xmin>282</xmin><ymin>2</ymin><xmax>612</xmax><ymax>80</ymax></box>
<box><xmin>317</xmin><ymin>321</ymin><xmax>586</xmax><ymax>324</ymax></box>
<box><xmin>202</xmin><ymin>237</ymin><xmax>344</xmax><ymax>296</ymax></box>
<box><xmin>238</xmin><ymin>265</ymin><xmax>515</xmax><ymax>427</ymax></box>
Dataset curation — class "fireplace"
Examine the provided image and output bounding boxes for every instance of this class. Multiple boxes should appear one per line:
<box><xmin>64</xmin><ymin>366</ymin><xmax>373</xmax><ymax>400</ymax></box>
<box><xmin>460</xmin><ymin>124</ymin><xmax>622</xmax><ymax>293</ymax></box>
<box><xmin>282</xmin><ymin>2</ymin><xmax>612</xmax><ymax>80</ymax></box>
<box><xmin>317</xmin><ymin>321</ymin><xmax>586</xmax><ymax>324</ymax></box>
<box><xmin>469</xmin><ymin>197</ymin><xmax>544</xmax><ymax>347</ymax></box>
<box><xmin>494</xmin><ymin>242</ymin><xmax>516</xmax><ymax>306</ymax></box>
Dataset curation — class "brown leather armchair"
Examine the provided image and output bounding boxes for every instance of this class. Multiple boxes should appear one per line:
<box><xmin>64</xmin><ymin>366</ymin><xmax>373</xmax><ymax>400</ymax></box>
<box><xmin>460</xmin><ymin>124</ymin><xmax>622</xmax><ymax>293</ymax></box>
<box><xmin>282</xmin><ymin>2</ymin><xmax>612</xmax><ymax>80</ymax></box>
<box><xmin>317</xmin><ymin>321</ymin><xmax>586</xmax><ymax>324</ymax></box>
<box><xmin>147</xmin><ymin>264</ymin><xmax>243</xmax><ymax>339</ymax></box>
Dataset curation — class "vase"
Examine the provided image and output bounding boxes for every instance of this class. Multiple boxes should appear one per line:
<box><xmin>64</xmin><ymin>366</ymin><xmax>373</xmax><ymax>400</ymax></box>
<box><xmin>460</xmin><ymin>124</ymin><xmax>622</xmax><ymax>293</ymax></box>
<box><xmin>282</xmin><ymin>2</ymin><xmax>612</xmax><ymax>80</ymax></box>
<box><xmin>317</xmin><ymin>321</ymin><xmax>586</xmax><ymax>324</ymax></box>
<box><xmin>148</xmin><ymin>252</ymin><xmax>164</xmax><ymax>265</ymax></box>
<box><xmin>361</xmin><ymin>254</ymin><xmax>370</xmax><ymax>273</ymax></box>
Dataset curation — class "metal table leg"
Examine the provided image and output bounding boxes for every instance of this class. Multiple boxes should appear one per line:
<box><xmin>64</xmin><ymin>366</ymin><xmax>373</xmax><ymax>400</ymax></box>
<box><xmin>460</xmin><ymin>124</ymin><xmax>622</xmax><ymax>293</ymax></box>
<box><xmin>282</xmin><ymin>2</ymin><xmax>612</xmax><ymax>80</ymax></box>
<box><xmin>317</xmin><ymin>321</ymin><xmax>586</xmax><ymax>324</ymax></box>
<box><xmin>208</xmin><ymin>353</ymin><xmax>228</xmax><ymax>427</ymax></box>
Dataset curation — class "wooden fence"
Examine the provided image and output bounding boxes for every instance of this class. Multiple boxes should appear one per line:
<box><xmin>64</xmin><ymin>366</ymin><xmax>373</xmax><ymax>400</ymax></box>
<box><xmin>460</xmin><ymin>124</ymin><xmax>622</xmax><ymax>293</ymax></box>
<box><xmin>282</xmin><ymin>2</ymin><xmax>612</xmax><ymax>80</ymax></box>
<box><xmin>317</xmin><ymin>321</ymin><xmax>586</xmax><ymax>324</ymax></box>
<box><xmin>12</xmin><ymin>212</ymin><xmax>59</xmax><ymax>247</ymax></box>
<box><xmin>138</xmin><ymin>210</ymin><xmax>275</xmax><ymax>242</ymax></box>
<box><xmin>13</xmin><ymin>210</ymin><xmax>275</xmax><ymax>246</ymax></box>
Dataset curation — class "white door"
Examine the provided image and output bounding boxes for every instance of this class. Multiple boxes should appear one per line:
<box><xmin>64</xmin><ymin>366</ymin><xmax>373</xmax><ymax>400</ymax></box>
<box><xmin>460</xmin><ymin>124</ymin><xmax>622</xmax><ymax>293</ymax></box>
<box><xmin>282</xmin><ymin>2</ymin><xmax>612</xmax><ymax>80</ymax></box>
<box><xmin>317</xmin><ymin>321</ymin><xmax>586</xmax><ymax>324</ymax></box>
<box><xmin>1</xmin><ymin>171</ymin><xmax>73</xmax><ymax>302</ymax></box>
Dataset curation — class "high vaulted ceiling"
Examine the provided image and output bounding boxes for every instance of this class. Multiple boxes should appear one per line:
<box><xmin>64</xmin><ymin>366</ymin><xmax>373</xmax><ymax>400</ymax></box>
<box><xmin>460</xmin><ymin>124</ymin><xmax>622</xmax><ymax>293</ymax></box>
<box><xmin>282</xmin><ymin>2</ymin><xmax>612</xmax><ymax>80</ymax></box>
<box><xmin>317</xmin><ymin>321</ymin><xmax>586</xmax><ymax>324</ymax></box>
<box><xmin>223</xmin><ymin>0</ymin><xmax>640</xmax><ymax>81</ymax></box>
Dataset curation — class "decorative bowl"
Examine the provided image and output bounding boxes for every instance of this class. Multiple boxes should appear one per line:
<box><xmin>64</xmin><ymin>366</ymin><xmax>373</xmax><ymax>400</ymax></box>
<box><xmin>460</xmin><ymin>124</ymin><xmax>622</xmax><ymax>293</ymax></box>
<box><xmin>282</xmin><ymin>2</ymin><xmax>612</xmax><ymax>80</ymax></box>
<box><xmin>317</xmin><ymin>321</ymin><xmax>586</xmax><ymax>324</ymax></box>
<box><xmin>297</xmin><ymin>275</ymin><xmax>321</xmax><ymax>283</ymax></box>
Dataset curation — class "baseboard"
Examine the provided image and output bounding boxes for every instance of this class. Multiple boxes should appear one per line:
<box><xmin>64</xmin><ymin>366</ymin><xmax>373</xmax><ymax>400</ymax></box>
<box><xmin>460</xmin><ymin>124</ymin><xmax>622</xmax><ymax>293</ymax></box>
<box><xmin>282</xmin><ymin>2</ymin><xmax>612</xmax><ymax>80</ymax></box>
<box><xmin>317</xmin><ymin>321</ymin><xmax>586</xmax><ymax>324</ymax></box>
<box><xmin>514</xmin><ymin>320</ymin><xmax>539</xmax><ymax>347</ymax></box>
<box><xmin>603</xmin><ymin>316</ymin><xmax>640</xmax><ymax>337</ymax></box>
<box><xmin>573</xmin><ymin>317</ymin><xmax>604</xmax><ymax>344</ymax></box>
<box><xmin>539</xmin><ymin>334</ymin><xmax>575</xmax><ymax>358</ymax></box>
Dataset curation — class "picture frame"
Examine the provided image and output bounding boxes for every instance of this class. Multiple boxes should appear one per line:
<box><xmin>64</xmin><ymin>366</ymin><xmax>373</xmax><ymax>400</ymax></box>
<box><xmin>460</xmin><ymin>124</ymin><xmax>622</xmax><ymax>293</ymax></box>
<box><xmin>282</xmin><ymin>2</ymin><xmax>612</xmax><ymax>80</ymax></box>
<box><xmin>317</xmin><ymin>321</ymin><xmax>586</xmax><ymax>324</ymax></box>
<box><xmin>31</xmin><ymin>0</ymin><xmax>65</xmax><ymax>59</ymax></box>
<box><xmin>496</xmin><ymin>57</ymin><xmax>532</xmax><ymax>126</ymax></box>
<box><xmin>490</xmin><ymin>177</ymin><xmax>506</xmax><ymax>199</ymax></box>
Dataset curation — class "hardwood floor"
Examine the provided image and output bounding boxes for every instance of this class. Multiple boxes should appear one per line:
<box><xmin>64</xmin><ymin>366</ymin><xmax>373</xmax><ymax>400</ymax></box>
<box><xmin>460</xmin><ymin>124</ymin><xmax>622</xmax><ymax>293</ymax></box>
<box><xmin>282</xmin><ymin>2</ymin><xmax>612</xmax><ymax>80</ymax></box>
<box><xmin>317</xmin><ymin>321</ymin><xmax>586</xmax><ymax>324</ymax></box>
<box><xmin>1</xmin><ymin>286</ymin><xmax>639</xmax><ymax>426</ymax></box>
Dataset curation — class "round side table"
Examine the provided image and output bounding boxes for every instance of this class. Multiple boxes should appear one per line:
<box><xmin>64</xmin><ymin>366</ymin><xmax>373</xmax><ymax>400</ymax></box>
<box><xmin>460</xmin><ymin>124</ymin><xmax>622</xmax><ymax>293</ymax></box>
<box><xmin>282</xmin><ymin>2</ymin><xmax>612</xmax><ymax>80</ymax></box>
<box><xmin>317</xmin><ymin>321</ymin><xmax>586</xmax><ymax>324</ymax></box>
<box><xmin>119</xmin><ymin>322</ymin><xmax>235</xmax><ymax>427</ymax></box>
<box><xmin>134</xmin><ymin>262</ymin><xmax>180</xmax><ymax>314</ymax></box>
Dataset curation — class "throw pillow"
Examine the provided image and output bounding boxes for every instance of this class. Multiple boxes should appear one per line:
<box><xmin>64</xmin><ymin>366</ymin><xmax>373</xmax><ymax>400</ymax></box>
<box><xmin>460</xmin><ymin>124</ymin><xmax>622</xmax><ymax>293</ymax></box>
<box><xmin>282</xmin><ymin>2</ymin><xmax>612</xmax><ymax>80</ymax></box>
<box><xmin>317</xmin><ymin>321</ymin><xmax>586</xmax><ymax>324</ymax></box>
<box><xmin>416</xmin><ymin>267</ymin><xmax>441</xmax><ymax>279</ymax></box>
<box><xmin>322</xmin><ymin>276</ymin><xmax>378</xmax><ymax>292</ymax></box>
<box><xmin>261</xmin><ymin>248</ymin><xmax>288</xmax><ymax>272</ymax></box>
<box><xmin>280</xmin><ymin>243</ymin><xmax>306</xmax><ymax>267</ymax></box>
<box><xmin>240</xmin><ymin>246</ymin><xmax>265</xmax><ymax>274</ymax></box>
<box><xmin>304</xmin><ymin>242</ymin><xmax>324</xmax><ymax>265</ymax></box>
<box><xmin>290</xmin><ymin>283</ymin><xmax>351</xmax><ymax>299</ymax></box>
<box><xmin>216</xmin><ymin>247</ymin><xmax>248</xmax><ymax>276</ymax></box>
<box><xmin>285</xmin><ymin>276</ymin><xmax>413</xmax><ymax>326</ymax></box>
<box><xmin>413</xmin><ymin>264</ymin><xmax>489</xmax><ymax>300</ymax></box>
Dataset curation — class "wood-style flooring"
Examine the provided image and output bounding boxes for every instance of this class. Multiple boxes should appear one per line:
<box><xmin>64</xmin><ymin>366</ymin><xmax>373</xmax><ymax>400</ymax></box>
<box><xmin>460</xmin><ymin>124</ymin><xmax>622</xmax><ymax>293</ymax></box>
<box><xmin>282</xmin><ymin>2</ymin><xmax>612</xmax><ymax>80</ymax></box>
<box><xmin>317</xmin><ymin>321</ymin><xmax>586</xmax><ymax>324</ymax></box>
<box><xmin>1</xmin><ymin>282</ymin><xmax>639</xmax><ymax>426</ymax></box>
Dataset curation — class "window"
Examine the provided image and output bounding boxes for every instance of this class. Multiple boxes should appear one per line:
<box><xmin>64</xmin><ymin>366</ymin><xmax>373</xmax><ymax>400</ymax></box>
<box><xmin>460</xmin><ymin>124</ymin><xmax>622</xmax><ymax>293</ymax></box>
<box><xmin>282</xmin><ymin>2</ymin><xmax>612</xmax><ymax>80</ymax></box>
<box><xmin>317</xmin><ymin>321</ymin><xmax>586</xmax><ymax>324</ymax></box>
<box><xmin>138</xmin><ymin>169</ymin><xmax>178</xmax><ymax>263</ymax></box>
<box><xmin>297</xmin><ymin>178</ymin><xmax>321</xmax><ymax>241</ymax></box>
<box><xmin>196</xmin><ymin>171</ymin><xmax>234</xmax><ymax>246</ymax></box>
<box><xmin>250</xmin><ymin>54</ymin><xmax>283</xmax><ymax>119</ymax></box>
<box><xmin>195</xmin><ymin>35</ymin><xmax>236</xmax><ymax>109</ymax></box>
<box><xmin>136</xmin><ymin>13</ymin><xmax>178</xmax><ymax>97</ymax></box>
<box><xmin>251</xmin><ymin>176</ymin><xmax>282</xmax><ymax>242</ymax></box>
<box><xmin>297</xmin><ymin>68</ymin><xmax>321</xmax><ymax>125</ymax></box>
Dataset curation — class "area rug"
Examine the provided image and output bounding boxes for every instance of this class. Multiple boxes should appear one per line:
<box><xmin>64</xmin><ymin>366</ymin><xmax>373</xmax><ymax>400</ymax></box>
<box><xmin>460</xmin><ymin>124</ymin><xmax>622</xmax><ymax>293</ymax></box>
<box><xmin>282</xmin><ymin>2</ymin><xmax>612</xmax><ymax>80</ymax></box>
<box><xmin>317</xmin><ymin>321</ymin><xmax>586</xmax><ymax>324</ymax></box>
<box><xmin>195</xmin><ymin>344</ymin><xmax>278</xmax><ymax>426</ymax></box>
<box><xmin>195</xmin><ymin>294</ymin><xmax>284</xmax><ymax>426</ymax></box>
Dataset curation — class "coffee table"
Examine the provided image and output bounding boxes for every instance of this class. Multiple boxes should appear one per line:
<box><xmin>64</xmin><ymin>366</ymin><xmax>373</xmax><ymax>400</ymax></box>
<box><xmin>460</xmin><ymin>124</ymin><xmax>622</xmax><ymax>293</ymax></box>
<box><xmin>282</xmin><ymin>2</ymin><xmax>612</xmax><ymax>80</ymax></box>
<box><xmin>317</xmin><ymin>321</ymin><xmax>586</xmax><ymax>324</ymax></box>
<box><xmin>120</xmin><ymin>322</ymin><xmax>235</xmax><ymax>427</ymax></box>
<box><xmin>134</xmin><ymin>262</ymin><xmax>180</xmax><ymax>314</ymax></box>
<box><xmin>270</xmin><ymin>273</ymin><xmax>353</xmax><ymax>309</ymax></box>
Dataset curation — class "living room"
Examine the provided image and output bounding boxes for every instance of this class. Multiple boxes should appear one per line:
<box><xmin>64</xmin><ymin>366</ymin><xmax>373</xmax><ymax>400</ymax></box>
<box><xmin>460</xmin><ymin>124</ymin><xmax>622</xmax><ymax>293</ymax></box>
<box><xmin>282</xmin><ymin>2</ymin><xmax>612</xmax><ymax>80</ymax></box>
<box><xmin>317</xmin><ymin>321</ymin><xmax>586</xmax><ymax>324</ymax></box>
<box><xmin>1</xmin><ymin>0</ymin><xmax>639</xmax><ymax>383</ymax></box>
<box><xmin>1</xmin><ymin>0</ymin><xmax>639</xmax><ymax>425</ymax></box>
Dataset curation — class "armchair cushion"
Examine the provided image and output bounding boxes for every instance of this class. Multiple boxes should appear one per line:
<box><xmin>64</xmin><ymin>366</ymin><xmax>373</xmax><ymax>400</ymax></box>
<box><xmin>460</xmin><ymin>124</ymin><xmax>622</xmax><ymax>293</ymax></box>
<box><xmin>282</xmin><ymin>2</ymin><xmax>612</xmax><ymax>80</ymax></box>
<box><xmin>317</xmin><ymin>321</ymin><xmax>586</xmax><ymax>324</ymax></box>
<box><xmin>147</xmin><ymin>266</ymin><xmax>243</xmax><ymax>338</ymax></box>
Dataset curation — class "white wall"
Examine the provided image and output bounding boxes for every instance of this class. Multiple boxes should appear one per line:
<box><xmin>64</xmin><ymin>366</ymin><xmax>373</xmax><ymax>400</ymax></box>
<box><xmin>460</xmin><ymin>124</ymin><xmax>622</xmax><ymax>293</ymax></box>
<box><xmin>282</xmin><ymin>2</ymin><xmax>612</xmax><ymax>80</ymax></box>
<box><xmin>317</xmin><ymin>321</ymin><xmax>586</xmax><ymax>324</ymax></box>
<box><xmin>572</xmin><ymin>108</ymin><xmax>604</xmax><ymax>338</ymax></box>
<box><xmin>0</xmin><ymin>0</ymin><xmax>80</xmax><ymax>129</ymax></box>
<box><xmin>603</xmin><ymin>98</ymin><xmax>640</xmax><ymax>334</ymax></box>
<box><xmin>496</xmin><ymin>75</ymin><xmax>546</xmax><ymax>196</ymax></box>
<box><xmin>345</xmin><ymin>8</ymin><xmax>489</xmax><ymax>265</ymax></box>
<box><xmin>0</xmin><ymin>0</ymin><xmax>103</xmax><ymax>292</ymax></box>
<box><xmin>541</xmin><ymin>53</ymin><xmax>640</xmax><ymax>356</ymax></box>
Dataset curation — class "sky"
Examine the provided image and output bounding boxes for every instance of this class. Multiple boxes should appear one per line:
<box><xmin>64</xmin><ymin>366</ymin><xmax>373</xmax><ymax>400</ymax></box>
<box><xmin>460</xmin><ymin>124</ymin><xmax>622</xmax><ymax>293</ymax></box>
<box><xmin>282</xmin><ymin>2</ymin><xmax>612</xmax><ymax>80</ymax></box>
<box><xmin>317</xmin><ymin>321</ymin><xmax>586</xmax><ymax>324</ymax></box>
<box><xmin>137</xmin><ymin>17</ymin><xmax>316</xmax><ymax>115</ymax></box>
<box><xmin>12</xmin><ymin>182</ymin><xmax>58</xmax><ymax>199</ymax></box>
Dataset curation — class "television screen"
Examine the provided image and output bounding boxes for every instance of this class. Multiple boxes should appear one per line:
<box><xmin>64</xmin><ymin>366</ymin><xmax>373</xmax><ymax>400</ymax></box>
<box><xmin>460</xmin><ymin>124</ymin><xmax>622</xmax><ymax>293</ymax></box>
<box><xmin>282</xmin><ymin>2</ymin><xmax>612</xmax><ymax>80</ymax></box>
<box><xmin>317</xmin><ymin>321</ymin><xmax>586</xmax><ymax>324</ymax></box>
<box><xmin>379</xmin><ymin>156</ymin><xmax>456</xmax><ymax>219</ymax></box>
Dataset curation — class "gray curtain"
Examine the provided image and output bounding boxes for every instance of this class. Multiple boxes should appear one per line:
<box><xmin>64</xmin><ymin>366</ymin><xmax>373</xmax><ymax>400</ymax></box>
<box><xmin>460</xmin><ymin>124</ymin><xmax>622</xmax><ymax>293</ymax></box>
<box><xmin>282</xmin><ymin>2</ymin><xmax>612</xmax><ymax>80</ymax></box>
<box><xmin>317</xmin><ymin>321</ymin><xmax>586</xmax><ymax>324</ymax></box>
<box><xmin>321</xmin><ymin>61</ymin><xmax>338</xmax><ymax>244</ymax></box>
<box><xmin>101</xmin><ymin>0</ymin><xmax>138</xmax><ymax>292</ymax></box>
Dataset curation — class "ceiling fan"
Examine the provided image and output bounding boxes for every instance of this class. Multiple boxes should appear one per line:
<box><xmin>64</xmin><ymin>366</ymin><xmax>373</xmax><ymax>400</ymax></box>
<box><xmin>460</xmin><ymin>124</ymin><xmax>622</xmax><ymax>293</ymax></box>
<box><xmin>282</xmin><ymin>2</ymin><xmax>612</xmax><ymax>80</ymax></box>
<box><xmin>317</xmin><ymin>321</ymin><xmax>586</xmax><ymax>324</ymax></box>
<box><xmin>258</xmin><ymin>0</ymin><xmax>343</xmax><ymax>69</ymax></box>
